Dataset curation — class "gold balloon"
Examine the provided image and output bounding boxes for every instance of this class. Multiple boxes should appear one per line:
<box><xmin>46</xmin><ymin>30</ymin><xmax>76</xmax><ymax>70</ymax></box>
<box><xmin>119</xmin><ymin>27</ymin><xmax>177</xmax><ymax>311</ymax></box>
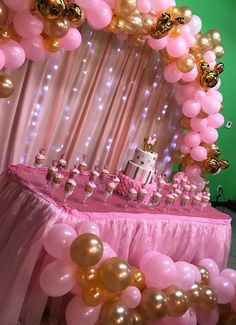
<box><xmin>82</xmin><ymin>284</ymin><xmax>102</xmax><ymax>306</ymax></box>
<box><xmin>98</xmin><ymin>257</ymin><xmax>131</xmax><ymax>292</ymax></box>
<box><xmin>164</xmin><ymin>286</ymin><xmax>189</xmax><ymax>317</ymax></box>
<box><xmin>206</xmin><ymin>29</ymin><xmax>221</xmax><ymax>46</ymax></box>
<box><xmin>70</xmin><ymin>234</ymin><xmax>103</xmax><ymax>267</ymax></box>
<box><xmin>198</xmin><ymin>266</ymin><xmax>210</xmax><ymax>285</ymax></box>
<box><xmin>106</xmin><ymin>16</ymin><xmax>126</xmax><ymax>33</ymax></box>
<box><xmin>130</xmin><ymin>268</ymin><xmax>146</xmax><ymax>291</ymax></box>
<box><xmin>141</xmin><ymin>14</ymin><xmax>155</xmax><ymax>35</ymax></box>
<box><xmin>128</xmin><ymin>34</ymin><xmax>146</xmax><ymax>47</ymax></box>
<box><xmin>35</xmin><ymin>0</ymin><xmax>66</xmax><ymax>20</ymax></box>
<box><xmin>178</xmin><ymin>6</ymin><xmax>192</xmax><ymax>23</ymax></box>
<box><xmin>0</xmin><ymin>74</ymin><xmax>15</xmax><ymax>98</ymax></box>
<box><xmin>65</xmin><ymin>3</ymin><xmax>83</xmax><ymax>25</ymax></box>
<box><xmin>199</xmin><ymin>287</ymin><xmax>217</xmax><ymax>310</ymax></box>
<box><xmin>173</xmin><ymin>150</ymin><xmax>186</xmax><ymax>164</ymax></box>
<box><xmin>213</xmin><ymin>44</ymin><xmax>225</xmax><ymax>58</ymax></box>
<box><xmin>114</xmin><ymin>0</ymin><xmax>137</xmax><ymax>18</ymax></box>
<box><xmin>44</xmin><ymin>18</ymin><xmax>69</xmax><ymax>38</ymax></box>
<box><xmin>44</xmin><ymin>36</ymin><xmax>60</xmax><ymax>52</ymax></box>
<box><xmin>102</xmin><ymin>289</ymin><xmax>120</xmax><ymax>302</ymax></box>
<box><xmin>76</xmin><ymin>267</ymin><xmax>98</xmax><ymax>286</ymax></box>
<box><xmin>170</xmin><ymin>26</ymin><xmax>182</xmax><ymax>37</ymax></box>
<box><xmin>125</xmin><ymin>11</ymin><xmax>143</xmax><ymax>34</ymax></box>
<box><xmin>187</xmin><ymin>283</ymin><xmax>203</xmax><ymax>307</ymax></box>
<box><xmin>198</xmin><ymin>34</ymin><xmax>211</xmax><ymax>51</ymax></box>
<box><xmin>177</xmin><ymin>54</ymin><xmax>195</xmax><ymax>73</ymax></box>
<box><xmin>129</xmin><ymin>309</ymin><xmax>146</xmax><ymax>324</ymax></box>
<box><xmin>139</xmin><ymin>288</ymin><xmax>168</xmax><ymax>321</ymax></box>
<box><xmin>99</xmin><ymin>301</ymin><xmax>130</xmax><ymax>325</ymax></box>
<box><xmin>0</xmin><ymin>1</ymin><xmax>8</xmax><ymax>26</ymax></box>
<box><xmin>0</xmin><ymin>26</ymin><xmax>10</xmax><ymax>44</ymax></box>
<box><xmin>180</xmin><ymin>116</ymin><xmax>191</xmax><ymax>129</ymax></box>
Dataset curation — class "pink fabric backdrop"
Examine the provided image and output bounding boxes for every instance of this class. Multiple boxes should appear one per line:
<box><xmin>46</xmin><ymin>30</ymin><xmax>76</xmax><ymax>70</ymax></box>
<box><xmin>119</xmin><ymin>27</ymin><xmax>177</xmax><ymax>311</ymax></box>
<box><xmin>0</xmin><ymin>24</ymin><xmax>181</xmax><ymax>176</ymax></box>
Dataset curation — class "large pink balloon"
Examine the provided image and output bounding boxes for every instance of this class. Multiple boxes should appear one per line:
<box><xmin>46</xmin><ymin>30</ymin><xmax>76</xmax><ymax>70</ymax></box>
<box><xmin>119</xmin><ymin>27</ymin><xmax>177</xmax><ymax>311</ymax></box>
<box><xmin>150</xmin><ymin>0</ymin><xmax>175</xmax><ymax>12</ymax></box>
<box><xmin>86</xmin><ymin>1</ymin><xmax>112</xmax><ymax>29</ymax></box>
<box><xmin>198</xmin><ymin>258</ymin><xmax>219</xmax><ymax>278</ymax></box>
<box><xmin>137</xmin><ymin>0</ymin><xmax>151</xmax><ymax>13</ymax></box>
<box><xmin>203</xmin><ymin>51</ymin><xmax>216</xmax><ymax>64</ymax></box>
<box><xmin>40</xmin><ymin>260</ymin><xmax>77</xmax><ymax>297</ymax></box>
<box><xmin>190</xmin><ymin>117</ymin><xmax>208</xmax><ymax>132</ymax></box>
<box><xmin>182</xmin><ymin>99</ymin><xmax>201</xmax><ymax>118</ymax></box>
<box><xmin>200</xmin><ymin>127</ymin><xmax>218</xmax><ymax>144</ymax></box>
<box><xmin>20</xmin><ymin>36</ymin><xmax>46</xmax><ymax>61</ymax></box>
<box><xmin>65</xmin><ymin>295</ymin><xmax>101</xmax><ymax>325</ymax></box>
<box><xmin>194</xmin><ymin>89</ymin><xmax>206</xmax><ymax>103</ymax></box>
<box><xmin>191</xmin><ymin>146</ymin><xmax>207</xmax><ymax>162</ymax></box>
<box><xmin>3</xmin><ymin>0</ymin><xmax>32</xmax><ymax>11</ymax></box>
<box><xmin>164</xmin><ymin>62</ymin><xmax>182</xmax><ymax>83</ymax></box>
<box><xmin>43</xmin><ymin>224</ymin><xmax>77</xmax><ymax>260</ymax></box>
<box><xmin>121</xmin><ymin>286</ymin><xmax>141</xmax><ymax>309</ymax></box>
<box><xmin>202</xmin><ymin>96</ymin><xmax>221</xmax><ymax>114</ymax></box>
<box><xmin>175</xmin><ymin>261</ymin><xmax>196</xmax><ymax>290</ymax></box>
<box><xmin>221</xmin><ymin>268</ymin><xmax>236</xmax><ymax>287</ymax></box>
<box><xmin>184</xmin><ymin>131</ymin><xmax>201</xmax><ymax>148</ymax></box>
<box><xmin>60</xmin><ymin>28</ymin><xmax>82</xmax><ymax>51</ymax></box>
<box><xmin>181</xmin><ymin>65</ymin><xmax>198</xmax><ymax>82</ymax></box>
<box><xmin>1</xmin><ymin>40</ymin><xmax>25</xmax><ymax>68</ymax></box>
<box><xmin>167</xmin><ymin>37</ymin><xmax>188</xmax><ymax>58</ymax></box>
<box><xmin>13</xmin><ymin>10</ymin><xmax>43</xmax><ymax>39</ymax></box>
<box><xmin>75</xmin><ymin>0</ymin><xmax>99</xmax><ymax>9</ymax></box>
<box><xmin>181</xmin><ymin>25</ymin><xmax>196</xmax><ymax>47</ymax></box>
<box><xmin>96</xmin><ymin>242</ymin><xmax>116</xmax><ymax>266</ymax></box>
<box><xmin>180</xmin><ymin>144</ymin><xmax>191</xmax><ymax>154</ymax></box>
<box><xmin>185</xmin><ymin>164</ymin><xmax>201</xmax><ymax>179</ymax></box>
<box><xmin>207</xmin><ymin>89</ymin><xmax>223</xmax><ymax>103</ymax></box>
<box><xmin>211</xmin><ymin>276</ymin><xmax>235</xmax><ymax>304</ymax></box>
<box><xmin>148</xmin><ymin>35</ymin><xmax>169</xmax><ymax>51</ymax></box>
<box><xmin>188</xmin><ymin>15</ymin><xmax>202</xmax><ymax>35</ymax></box>
<box><xmin>196</xmin><ymin>308</ymin><xmax>219</xmax><ymax>325</ymax></box>
<box><xmin>207</xmin><ymin>113</ymin><xmax>224</xmax><ymax>128</ymax></box>
<box><xmin>141</xmin><ymin>254</ymin><xmax>177</xmax><ymax>289</ymax></box>
<box><xmin>139</xmin><ymin>250</ymin><xmax>160</xmax><ymax>270</ymax></box>
<box><xmin>78</xmin><ymin>220</ymin><xmax>100</xmax><ymax>236</ymax></box>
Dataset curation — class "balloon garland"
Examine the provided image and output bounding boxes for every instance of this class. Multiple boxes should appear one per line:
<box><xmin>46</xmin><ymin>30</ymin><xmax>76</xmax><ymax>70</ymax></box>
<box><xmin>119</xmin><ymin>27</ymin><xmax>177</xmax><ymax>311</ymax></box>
<box><xmin>0</xmin><ymin>0</ymin><xmax>229</xmax><ymax>175</ymax></box>
<box><xmin>40</xmin><ymin>220</ymin><xmax>236</xmax><ymax>325</ymax></box>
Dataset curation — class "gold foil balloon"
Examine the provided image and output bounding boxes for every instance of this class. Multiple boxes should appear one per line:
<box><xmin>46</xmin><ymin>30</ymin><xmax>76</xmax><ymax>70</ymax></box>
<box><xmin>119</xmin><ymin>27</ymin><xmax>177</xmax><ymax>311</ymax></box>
<box><xmin>139</xmin><ymin>288</ymin><xmax>168</xmax><ymax>321</ymax></box>
<box><xmin>70</xmin><ymin>234</ymin><xmax>103</xmax><ymax>267</ymax></box>
<box><xmin>198</xmin><ymin>34</ymin><xmax>211</xmax><ymax>51</ymax></box>
<box><xmin>164</xmin><ymin>286</ymin><xmax>189</xmax><ymax>317</ymax></box>
<box><xmin>35</xmin><ymin>0</ymin><xmax>66</xmax><ymax>20</ymax></box>
<box><xmin>44</xmin><ymin>37</ymin><xmax>60</xmax><ymax>52</ymax></box>
<box><xmin>170</xmin><ymin>26</ymin><xmax>182</xmax><ymax>37</ymax></box>
<box><xmin>141</xmin><ymin>14</ymin><xmax>155</xmax><ymax>35</ymax></box>
<box><xmin>178</xmin><ymin>6</ymin><xmax>192</xmax><ymax>23</ymax></box>
<box><xmin>199</xmin><ymin>287</ymin><xmax>217</xmax><ymax>311</ymax></box>
<box><xmin>102</xmin><ymin>289</ymin><xmax>120</xmax><ymax>302</ymax></box>
<box><xmin>114</xmin><ymin>0</ymin><xmax>137</xmax><ymax>18</ymax></box>
<box><xmin>130</xmin><ymin>268</ymin><xmax>146</xmax><ymax>291</ymax></box>
<box><xmin>82</xmin><ymin>284</ymin><xmax>102</xmax><ymax>306</ymax></box>
<box><xmin>187</xmin><ymin>283</ymin><xmax>203</xmax><ymax>307</ymax></box>
<box><xmin>206</xmin><ymin>29</ymin><xmax>221</xmax><ymax>46</ymax></box>
<box><xmin>173</xmin><ymin>151</ymin><xmax>186</xmax><ymax>164</ymax></box>
<box><xmin>98</xmin><ymin>257</ymin><xmax>132</xmax><ymax>292</ymax></box>
<box><xmin>0</xmin><ymin>26</ymin><xmax>10</xmax><ymax>43</ymax></box>
<box><xmin>99</xmin><ymin>301</ymin><xmax>130</xmax><ymax>325</ymax></box>
<box><xmin>129</xmin><ymin>309</ymin><xmax>146</xmax><ymax>324</ymax></box>
<box><xmin>0</xmin><ymin>1</ymin><xmax>8</xmax><ymax>26</ymax></box>
<box><xmin>76</xmin><ymin>267</ymin><xmax>98</xmax><ymax>286</ymax></box>
<box><xmin>198</xmin><ymin>266</ymin><xmax>210</xmax><ymax>285</ymax></box>
<box><xmin>44</xmin><ymin>18</ymin><xmax>69</xmax><ymax>38</ymax></box>
<box><xmin>180</xmin><ymin>116</ymin><xmax>191</xmax><ymax>129</ymax></box>
<box><xmin>65</xmin><ymin>3</ymin><xmax>84</xmax><ymax>26</ymax></box>
<box><xmin>0</xmin><ymin>74</ymin><xmax>15</xmax><ymax>98</ymax></box>
<box><xmin>177</xmin><ymin>54</ymin><xmax>195</xmax><ymax>73</ymax></box>
<box><xmin>125</xmin><ymin>11</ymin><xmax>143</xmax><ymax>34</ymax></box>
<box><xmin>213</xmin><ymin>44</ymin><xmax>225</xmax><ymax>58</ymax></box>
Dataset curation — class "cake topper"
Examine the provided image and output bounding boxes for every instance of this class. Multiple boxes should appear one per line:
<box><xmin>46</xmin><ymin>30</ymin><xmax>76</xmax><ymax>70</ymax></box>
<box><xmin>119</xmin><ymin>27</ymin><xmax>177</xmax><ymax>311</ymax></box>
<box><xmin>144</xmin><ymin>135</ymin><xmax>158</xmax><ymax>152</ymax></box>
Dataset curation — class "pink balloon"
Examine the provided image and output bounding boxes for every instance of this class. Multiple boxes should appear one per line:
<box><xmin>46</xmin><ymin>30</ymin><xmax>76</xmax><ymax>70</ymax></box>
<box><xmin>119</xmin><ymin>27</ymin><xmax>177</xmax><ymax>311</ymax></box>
<box><xmin>188</xmin><ymin>15</ymin><xmax>202</xmax><ymax>35</ymax></box>
<box><xmin>66</xmin><ymin>295</ymin><xmax>101</xmax><ymax>325</ymax></box>
<box><xmin>202</xmin><ymin>96</ymin><xmax>221</xmax><ymax>114</ymax></box>
<box><xmin>71</xmin><ymin>284</ymin><xmax>83</xmax><ymax>295</ymax></box>
<box><xmin>1</xmin><ymin>40</ymin><xmax>25</xmax><ymax>68</ymax></box>
<box><xmin>150</xmin><ymin>0</ymin><xmax>175</xmax><ymax>12</ymax></box>
<box><xmin>192</xmin><ymin>265</ymin><xmax>202</xmax><ymax>283</ymax></box>
<box><xmin>175</xmin><ymin>261</ymin><xmax>196</xmax><ymax>290</ymax></box>
<box><xmin>164</xmin><ymin>62</ymin><xmax>182</xmax><ymax>83</ymax></box>
<box><xmin>40</xmin><ymin>260</ymin><xmax>76</xmax><ymax>297</ymax></box>
<box><xmin>194</xmin><ymin>89</ymin><xmax>206</xmax><ymax>103</ymax></box>
<box><xmin>181</xmin><ymin>25</ymin><xmax>196</xmax><ymax>47</ymax></box>
<box><xmin>137</xmin><ymin>0</ymin><xmax>151</xmax><ymax>13</ymax></box>
<box><xmin>43</xmin><ymin>224</ymin><xmax>77</xmax><ymax>260</ymax></box>
<box><xmin>184</xmin><ymin>131</ymin><xmax>201</xmax><ymax>148</ymax></box>
<box><xmin>167</xmin><ymin>37</ymin><xmax>188</xmax><ymax>58</ymax></box>
<box><xmin>207</xmin><ymin>89</ymin><xmax>223</xmax><ymax>103</ymax></box>
<box><xmin>103</xmin><ymin>0</ymin><xmax>114</xmax><ymax>9</ymax></box>
<box><xmin>211</xmin><ymin>276</ymin><xmax>235</xmax><ymax>304</ymax></box>
<box><xmin>60</xmin><ymin>28</ymin><xmax>82</xmax><ymax>51</ymax></box>
<box><xmin>141</xmin><ymin>254</ymin><xmax>177</xmax><ymax>289</ymax></box>
<box><xmin>207</xmin><ymin>113</ymin><xmax>224</xmax><ymax>128</ymax></box>
<box><xmin>3</xmin><ymin>0</ymin><xmax>31</xmax><ymax>11</ymax></box>
<box><xmin>191</xmin><ymin>146</ymin><xmax>207</xmax><ymax>162</ymax></box>
<box><xmin>148</xmin><ymin>35</ymin><xmax>169</xmax><ymax>51</ymax></box>
<box><xmin>231</xmin><ymin>293</ymin><xmax>236</xmax><ymax>312</ymax></box>
<box><xmin>195</xmin><ymin>177</ymin><xmax>206</xmax><ymax>191</ymax></box>
<box><xmin>191</xmin><ymin>117</ymin><xmax>208</xmax><ymax>132</ymax></box>
<box><xmin>200</xmin><ymin>127</ymin><xmax>218</xmax><ymax>144</ymax></box>
<box><xmin>0</xmin><ymin>49</ymin><xmax>5</xmax><ymax>69</ymax></box>
<box><xmin>196</xmin><ymin>308</ymin><xmax>219</xmax><ymax>325</ymax></box>
<box><xmin>20</xmin><ymin>36</ymin><xmax>46</xmax><ymax>61</ymax></box>
<box><xmin>139</xmin><ymin>250</ymin><xmax>160</xmax><ymax>270</ymax></box>
<box><xmin>121</xmin><ymin>286</ymin><xmax>141</xmax><ymax>309</ymax></box>
<box><xmin>180</xmin><ymin>144</ymin><xmax>191</xmax><ymax>154</ymax></box>
<box><xmin>198</xmin><ymin>258</ymin><xmax>219</xmax><ymax>278</ymax></box>
<box><xmin>13</xmin><ymin>10</ymin><xmax>43</xmax><ymax>39</ymax></box>
<box><xmin>185</xmin><ymin>164</ymin><xmax>201</xmax><ymax>179</ymax></box>
<box><xmin>77</xmin><ymin>221</ymin><xmax>100</xmax><ymax>236</ymax></box>
<box><xmin>86</xmin><ymin>1</ymin><xmax>112</xmax><ymax>29</ymax></box>
<box><xmin>46</xmin><ymin>51</ymin><xmax>61</xmax><ymax>61</ymax></box>
<box><xmin>182</xmin><ymin>99</ymin><xmax>201</xmax><ymax>118</ymax></box>
<box><xmin>181</xmin><ymin>65</ymin><xmax>198</xmax><ymax>82</ymax></box>
<box><xmin>96</xmin><ymin>242</ymin><xmax>116</xmax><ymax>266</ymax></box>
<box><xmin>221</xmin><ymin>269</ymin><xmax>236</xmax><ymax>288</ymax></box>
<box><xmin>203</xmin><ymin>51</ymin><xmax>216</xmax><ymax>64</ymax></box>
<box><xmin>182</xmin><ymin>83</ymin><xmax>198</xmax><ymax>99</ymax></box>
<box><xmin>160</xmin><ymin>309</ymin><xmax>197</xmax><ymax>325</ymax></box>
<box><xmin>75</xmin><ymin>0</ymin><xmax>99</xmax><ymax>9</ymax></box>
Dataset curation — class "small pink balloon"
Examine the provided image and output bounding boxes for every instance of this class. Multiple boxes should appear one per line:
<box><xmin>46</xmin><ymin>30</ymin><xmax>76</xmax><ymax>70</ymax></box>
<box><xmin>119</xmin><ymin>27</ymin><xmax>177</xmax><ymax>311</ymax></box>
<box><xmin>60</xmin><ymin>28</ymin><xmax>82</xmax><ymax>51</ymax></box>
<box><xmin>3</xmin><ymin>0</ymin><xmax>32</xmax><ymax>11</ymax></box>
<box><xmin>194</xmin><ymin>89</ymin><xmax>206</xmax><ymax>102</ymax></box>
<box><xmin>182</xmin><ymin>83</ymin><xmax>198</xmax><ymax>99</ymax></box>
<box><xmin>77</xmin><ymin>221</ymin><xmax>100</xmax><ymax>236</ymax></box>
<box><xmin>196</xmin><ymin>308</ymin><xmax>219</xmax><ymax>325</ymax></box>
<box><xmin>202</xmin><ymin>96</ymin><xmax>221</xmax><ymax>114</ymax></box>
<box><xmin>96</xmin><ymin>242</ymin><xmax>116</xmax><ymax>266</ymax></box>
<box><xmin>86</xmin><ymin>1</ymin><xmax>112</xmax><ymax>29</ymax></box>
<box><xmin>198</xmin><ymin>258</ymin><xmax>219</xmax><ymax>278</ymax></box>
<box><xmin>43</xmin><ymin>224</ymin><xmax>77</xmax><ymax>260</ymax></box>
<box><xmin>148</xmin><ymin>35</ymin><xmax>169</xmax><ymax>51</ymax></box>
<box><xmin>182</xmin><ymin>99</ymin><xmax>201</xmax><ymax>118</ymax></box>
<box><xmin>231</xmin><ymin>294</ymin><xmax>236</xmax><ymax>312</ymax></box>
<box><xmin>139</xmin><ymin>250</ymin><xmax>160</xmax><ymax>270</ymax></box>
<box><xmin>13</xmin><ymin>10</ymin><xmax>43</xmax><ymax>39</ymax></box>
<box><xmin>184</xmin><ymin>131</ymin><xmax>201</xmax><ymax>148</ymax></box>
<box><xmin>175</xmin><ymin>261</ymin><xmax>196</xmax><ymax>290</ymax></box>
<box><xmin>200</xmin><ymin>127</ymin><xmax>218</xmax><ymax>144</ymax></box>
<box><xmin>190</xmin><ymin>117</ymin><xmax>208</xmax><ymax>132</ymax></box>
<box><xmin>185</xmin><ymin>164</ymin><xmax>201</xmax><ymax>179</ymax></box>
<box><xmin>181</xmin><ymin>25</ymin><xmax>196</xmax><ymax>47</ymax></box>
<box><xmin>211</xmin><ymin>276</ymin><xmax>235</xmax><ymax>304</ymax></box>
<box><xmin>75</xmin><ymin>0</ymin><xmax>99</xmax><ymax>9</ymax></box>
<box><xmin>121</xmin><ymin>286</ymin><xmax>141</xmax><ymax>309</ymax></box>
<box><xmin>20</xmin><ymin>36</ymin><xmax>46</xmax><ymax>61</ymax></box>
<box><xmin>137</xmin><ymin>0</ymin><xmax>151</xmax><ymax>13</ymax></box>
<box><xmin>188</xmin><ymin>15</ymin><xmax>202</xmax><ymax>35</ymax></box>
<box><xmin>164</xmin><ymin>62</ymin><xmax>182</xmax><ymax>83</ymax></box>
<box><xmin>0</xmin><ymin>49</ymin><xmax>5</xmax><ymax>69</ymax></box>
<box><xmin>180</xmin><ymin>144</ymin><xmax>191</xmax><ymax>154</ymax></box>
<box><xmin>207</xmin><ymin>113</ymin><xmax>224</xmax><ymax>128</ymax></box>
<box><xmin>40</xmin><ymin>260</ymin><xmax>77</xmax><ymax>297</ymax></box>
<box><xmin>207</xmin><ymin>89</ymin><xmax>223</xmax><ymax>103</ymax></box>
<box><xmin>150</xmin><ymin>0</ymin><xmax>175</xmax><ymax>12</ymax></box>
<box><xmin>203</xmin><ymin>51</ymin><xmax>216</xmax><ymax>64</ymax></box>
<box><xmin>65</xmin><ymin>295</ymin><xmax>101</xmax><ymax>325</ymax></box>
<box><xmin>167</xmin><ymin>37</ymin><xmax>188</xmax><ymax>58</ymax></box>
<box><xmin>182</xmin><ymin>65</ymin><xmax>198</xmax><ymax>82</ymax></box>
<box><xmin>1</xmin><ymin>40</ymin><xmax>25</xmax><ymax>68</ymax></box>
<box><xmin>191</xmin><ymin>146</ymin><xmax>207</xmax><ymax>162</ymax></box>
<box><xmin>221</xmin><ymin>269</ymin><xmax>236</xmax><ymax>288</ymax></box>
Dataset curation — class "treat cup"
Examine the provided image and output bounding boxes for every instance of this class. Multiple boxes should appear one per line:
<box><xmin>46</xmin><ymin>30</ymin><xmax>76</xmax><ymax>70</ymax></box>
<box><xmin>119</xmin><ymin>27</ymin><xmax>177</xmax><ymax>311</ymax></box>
<box><xmin>46</xmin><ymin>166</ymin><xmax>58</xmax><ymax>184</ymax></box>
<box><xmin>191</xmin><ymin>195</ymin><xmax>201</xmax><ymax>213</ymax></box>
<box><xmin>190</xmin><ymin>184</ymin><xmax>197</xmax><ymax>196</ymax></box>
<box><xmin>57</xmin><ymin>155</ymin><xmax>67</xmax><ymax>169</ymax></box>
<box><xmin>164</xmin><ymin>194</ymin><xmax>174</xmax><ymax>211</ymax></box>
<box><xmin>157</xmin><ymin>179</ymin><xmax>166</xmax><ymax>192</ymax></box>
<box><xmin>200</xmin><ymin>195</ymin><xmax>210</xmax><ymax>213</ymax></box>
<box><xmin>113</xmin><ymin>176</ymin><xmax>120</xmax><ymax>189</ymax></box>
<box><xmin>104</xmin><ymin>182</ymin><xmax>116</xmax><ymax>204</ymax></box>
<box><xmin>89</xmin><ymin>170</ymin><xmax>100</xmax><ymax>182</ymax></box>
<box><xmin>180</xmin><ymin>194</ymin><xmax>190</xmax><ymax>212</ymax></box>
<box><xmin>69</xmin><ymin>167</ymin><xmax>80</xmax><ymax>178</ymax></box>
<box><xmin>78</xmin><ymin>161</ymin><xmax>87</xmax><ymax>173</ymax></box>
<box><xmin>34</xmin><ymin>152</ymin><xmax>45</xmax><ymax>170</ymax></box>
<box><xmin>150</xmin><ymin>191</ymin><xmax>162</xmax><ymax>210</ymax></box>
<box><xmin>175</xmin><ymin>189</ymin><xmax>182</xmax><ymax>197</ymax></box>
<box><xmin>100</xmin><ymin>169</ymin><xmax>109</xmax><ymax>183</ymax></box>
<box><xmin>83</xmin><ymin>181</ymin><xmax>96</xmax><ymax>206</ymax></box>
<box><xmin>64</xmin><ymin>179</ymin><xmax>77</xmax><ymax>201</ymax></box>
<box><xmin>125</xmin><ymin>188</ymin><xmax>137</xmax><ymax>209</ymax></box>
<box><xmin>137</xmin><ymin>189</ymin><xmax>148</xmax><ymax>208</ymax></box>
<box><xmin>51</xmin><ymin>172</ymin><xmax>64</xmax><ymax>195</ymax></box>
<box><xmin>183</xmin><ymin>184</ymin><xmax>191</xmax><ymax>193</ymax></box>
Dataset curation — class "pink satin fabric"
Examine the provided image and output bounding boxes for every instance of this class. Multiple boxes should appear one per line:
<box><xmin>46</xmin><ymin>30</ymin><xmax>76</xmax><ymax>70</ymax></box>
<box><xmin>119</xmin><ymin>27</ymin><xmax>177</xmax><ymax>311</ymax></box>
<box><xmin>0</xmin><ymin>165</ymin><xmax>231</xmax><ymax>324</ymax></box>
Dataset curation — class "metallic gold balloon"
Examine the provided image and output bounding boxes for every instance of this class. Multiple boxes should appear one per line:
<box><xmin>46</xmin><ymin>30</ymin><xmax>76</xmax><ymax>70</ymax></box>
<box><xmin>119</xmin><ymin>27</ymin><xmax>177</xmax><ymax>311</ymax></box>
<box><xmin>102</xmin><ymin>289</ymin><xmax>120</xmax><ymax>302</ymax></box>
<box><xmin>76</xmin><ymin>267</ymin><xmax>98</xmax><ymax>286</ymax></box>
<box><xmin>176</xmin><ymin>54</ymin><xmax>195</xmax><ymax>73</ymax></box>
<box><xmin>187</xmin><ymin>283</ymin><xmax>203</xmax><ymax>307</ymax></box>
<box><xmin>198</xmin><ymin>34</ymin><xmax>211</xmax><ymax>51</ymax></box>
<box><xmin>141</xmin><ymin>14</ymin><xmax>155</xmax><ymax>35</ymax></box>
<box><xmin>0</xmin><ymin>1</ymin><xmax>8</xmax><ymax>26</ymax></box>
<box><xmin>106</xmin><ymin>16</ymin><xmax>126</xmax><ymax>33</ymax></box>
<box><xmin>65</xmin><ymin>3</ymin><xmax>83</xmax><ymax>24</ymax></box>
<box><xmin>164</xmin><ymin>286</ymin><xmax>189</xmax><ymax>317</ymax></box>
<box><xmin>180</xmin><ymin>116</ymin><xmax>191</xmax><ymax>129</ymax></box>
<box><xmin>173</xmin><ymin>150</ymin><xmax>186</xmax><ymax>164</ymax></box>
<box><xmin>178</xmin><ymin>6</ymin><xmax>192</xmax><ymax>23</ymax></box>
<box><xmin>130</xmin><ymin>268</ymin><xmax>146</xmax><ymax>291</ymax></box>
<box><xmin>198</xmin><ymin>266</ymin><xmax>210</xmax><ymax>285</ymax></box>
<box><xmin>44</xmin><ymin>37</ymin><xmax>60</xmax><ymax>52</ymax></box>
<box><xmin>139</xmin><ymin>288</ymin><xmax>168</xmax><ymax>321</ymax></box>
<box><xmin>199</xmin><ymin>287</ymin><xmax>217</xmax><ymax>311</ymax></box>
<box><xmin>0</xmin><ymin>26</ymin><xmax>10</xmax><ymax>43</ymax></box>
<box><xmin>44</xmin><ymin>18</ymin><xmax>69</xmax><ymax>38</ymax></box>
<box><xmin>213</xmin><ymin>44</ymin><xmax>225</xmax><ymax>58</ymax></box>
<box><xmin>170</xmin><ymin>26</ymin><xmax>182</xmax><ymax>37</ymax></box>
<box><xmin>70</xmin><ymin>234</ymin><xmax>103</xmax><ymax>267</ymax></box>
<box><xmin>128</xmin><ymin>34</ymin><xmax>146</xmax><ymax>47</ymax></box>
<box><xmin>82</xmin><ymin>284</ymin><xmax>102</xmax><ymax>306</ymax></box>
<box><xmin>125</xmin><ymin>11</ymin><xmax>143</xmax><ymax>34</ymax></box>
<box><xmin>206</xmin><ymin>29</ymin><xmax>221</xmax><ymax>46</ymax></box>
<box><xmin>114</xmin><ymin>0</ymin><xmax>137</xmax><ymax>18</ymax></box>
<box><xmin>129</xmin><ymin>309</ymin><xmax>146</xmax><ymax>324</ymax></box>
<box><xmin>169</xmin><ymin>6</ymin><xmax>181</xmax><ymax>18</ymax></box>
<box><xmin>35</xmin><ymin>0</ymin><xmax>66</xmax><ymax>20</ymax></box>
<box><xmin>99</xmin><ymin>301</ymin><xmax>130</xmax><ymax>325</ymax></box>
<box><xmin>98</xmin><ymin>257</ymin><xmax>132</xmax><ymax>292</ymax></box>
<box><xmin>0</xmin><ymin>74</ymin><xmax>15</xmax><ymax>98</ymax></box>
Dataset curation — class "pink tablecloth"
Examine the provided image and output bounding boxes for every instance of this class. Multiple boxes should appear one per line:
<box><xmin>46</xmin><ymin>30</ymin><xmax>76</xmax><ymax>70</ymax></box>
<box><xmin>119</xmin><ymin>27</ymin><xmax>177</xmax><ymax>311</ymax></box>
<box><xmin>0</xmin><ymin>164</ymin><xmax>232</xmax><ymax>325</ymax></box>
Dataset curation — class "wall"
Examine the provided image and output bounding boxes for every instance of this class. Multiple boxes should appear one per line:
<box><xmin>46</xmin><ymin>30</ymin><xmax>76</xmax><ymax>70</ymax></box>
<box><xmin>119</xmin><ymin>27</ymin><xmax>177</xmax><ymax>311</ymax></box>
<box><xmin>177</xmin><ymin>0</ymin><xmax>236</xmax><ymax>200</ymax></box>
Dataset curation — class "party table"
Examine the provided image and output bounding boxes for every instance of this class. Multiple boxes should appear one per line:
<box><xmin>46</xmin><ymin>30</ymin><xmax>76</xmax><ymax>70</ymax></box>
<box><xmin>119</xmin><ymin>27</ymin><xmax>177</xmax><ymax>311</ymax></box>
<box><xmin>0</xmin><ymin>164</ymin><xmax>231</xmax><ymax>325</ymax></box>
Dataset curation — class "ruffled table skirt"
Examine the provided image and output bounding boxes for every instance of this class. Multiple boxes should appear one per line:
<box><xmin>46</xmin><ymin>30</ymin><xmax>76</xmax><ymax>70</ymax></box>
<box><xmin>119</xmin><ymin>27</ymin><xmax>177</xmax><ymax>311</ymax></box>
<box><xmin>0</xmin><ymin>165</ymin><xmax>231</xmax><ymax>325</ymax></box>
